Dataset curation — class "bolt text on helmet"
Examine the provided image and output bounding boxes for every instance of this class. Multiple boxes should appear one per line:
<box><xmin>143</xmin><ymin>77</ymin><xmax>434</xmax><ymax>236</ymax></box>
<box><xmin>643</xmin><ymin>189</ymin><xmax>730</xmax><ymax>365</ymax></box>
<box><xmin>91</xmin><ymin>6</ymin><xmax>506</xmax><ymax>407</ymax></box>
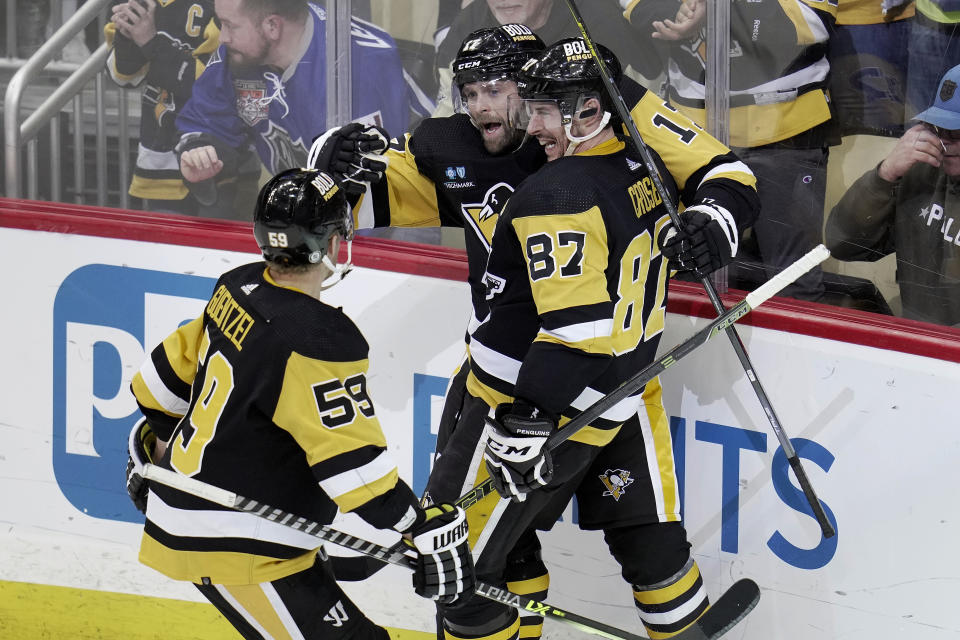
<box><xmin>311</xmin><ymin>173</ymin><xmax>339</xmax><ymax>201</ymax></box>
<box><xmin>501</xmin><ymin>24</ymin><xmax>533</xmax><ymax>37</ymax></box>
<box><xmin>563</xmin><ymin>40</ymin><xmax>589</xmax><ymax>57</ymax></box>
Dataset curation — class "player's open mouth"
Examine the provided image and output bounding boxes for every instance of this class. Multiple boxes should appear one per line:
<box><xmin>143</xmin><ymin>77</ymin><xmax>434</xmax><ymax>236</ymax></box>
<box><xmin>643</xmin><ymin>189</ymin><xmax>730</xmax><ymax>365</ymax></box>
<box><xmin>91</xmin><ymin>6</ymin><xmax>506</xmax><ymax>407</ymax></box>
<box><xmin>482</xmin><ymin>122</ymin><xmax>503</xmax><ymax>136</ymax></box>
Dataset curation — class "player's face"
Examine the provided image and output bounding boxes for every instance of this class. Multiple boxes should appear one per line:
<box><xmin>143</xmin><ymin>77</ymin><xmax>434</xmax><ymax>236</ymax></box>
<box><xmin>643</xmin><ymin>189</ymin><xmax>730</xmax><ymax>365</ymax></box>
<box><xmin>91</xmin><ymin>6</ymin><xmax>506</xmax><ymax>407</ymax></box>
<box><xmin>216</xmin><ymin>0</ymin><xmax>271</xmax><ymax>69</ymax></box>
<box><xmin>461</xmin><ymin>79</ymin><xmax>524</xmax><ymax>154</ymax></box>
<box><xmin>525</xmin><ymin>100</ymin><xmax>566</xmax><ymax>161</ymax></box>
<box><xmin>487</xmin><ymin>0</ymin><xmax>553</xmax><ymax>29</ymax></box>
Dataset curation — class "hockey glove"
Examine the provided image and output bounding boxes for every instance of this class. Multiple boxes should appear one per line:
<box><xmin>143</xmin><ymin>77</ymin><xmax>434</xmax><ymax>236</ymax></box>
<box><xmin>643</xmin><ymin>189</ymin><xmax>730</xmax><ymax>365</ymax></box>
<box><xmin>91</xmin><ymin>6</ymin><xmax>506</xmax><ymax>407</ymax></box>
<box><xmin>658</xmin><ymin>202</ymin><xmax>739</xmax><ymax>276</ymax></box>
<box><xmin>403</xmin><ymin>504</ymin><xmax>475</xmax><ymax>604</ymax></box>
<box><xmin>126</xmin><ymin>418</ymin><xmax>156</xmax><ymax>514</ymax></box>
<box><xmin>483</xmin><ymin>401</ymin><xmax>555</xmax><ymax>503</ymax></box>
<box><xmin>307</xmin><ymin>123</ymin><xmax>390</xmax><ymax>197</ymax></box>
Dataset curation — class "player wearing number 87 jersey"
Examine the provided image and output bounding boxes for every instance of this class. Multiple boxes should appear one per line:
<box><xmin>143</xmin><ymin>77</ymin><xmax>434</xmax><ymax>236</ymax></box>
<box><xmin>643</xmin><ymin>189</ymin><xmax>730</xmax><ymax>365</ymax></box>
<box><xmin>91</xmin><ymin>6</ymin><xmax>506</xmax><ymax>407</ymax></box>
<box><xmin>128</xmin><ymin>169</ymin><xmax>474</xmax><ymax>639</ymax></box>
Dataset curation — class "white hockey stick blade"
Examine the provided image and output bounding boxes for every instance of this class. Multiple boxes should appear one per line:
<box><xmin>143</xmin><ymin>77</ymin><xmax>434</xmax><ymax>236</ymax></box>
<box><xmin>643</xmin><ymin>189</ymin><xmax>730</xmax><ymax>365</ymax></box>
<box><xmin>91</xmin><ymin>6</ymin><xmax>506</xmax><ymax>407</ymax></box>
<box><xmin>745</xmin><ymin>244</ymin><xmax>830</xmax><ymax>309</ymax></box>
<box><xmin>143</xmin><ymin>464</ymin><xmax>239</xmax><ymax>508</ymax></box>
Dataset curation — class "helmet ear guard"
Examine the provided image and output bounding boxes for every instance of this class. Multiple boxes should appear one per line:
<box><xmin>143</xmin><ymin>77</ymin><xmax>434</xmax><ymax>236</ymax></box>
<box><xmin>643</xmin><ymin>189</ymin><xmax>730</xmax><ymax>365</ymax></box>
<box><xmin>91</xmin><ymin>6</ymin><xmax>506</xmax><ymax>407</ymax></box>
<box><xmin>253</xmin><ymin>168</ymin><xmax>355</xmax><ymax>287</ymax></box>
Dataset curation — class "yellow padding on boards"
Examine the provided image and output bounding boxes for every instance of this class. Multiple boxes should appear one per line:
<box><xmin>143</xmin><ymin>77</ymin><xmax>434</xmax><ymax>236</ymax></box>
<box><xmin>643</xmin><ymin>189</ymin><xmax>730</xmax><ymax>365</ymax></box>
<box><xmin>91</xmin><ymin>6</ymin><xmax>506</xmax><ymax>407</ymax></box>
<box><xmin>0</xmin><ymin>580</ymin><xmax>435</xmax><ymax>640</ymax></box>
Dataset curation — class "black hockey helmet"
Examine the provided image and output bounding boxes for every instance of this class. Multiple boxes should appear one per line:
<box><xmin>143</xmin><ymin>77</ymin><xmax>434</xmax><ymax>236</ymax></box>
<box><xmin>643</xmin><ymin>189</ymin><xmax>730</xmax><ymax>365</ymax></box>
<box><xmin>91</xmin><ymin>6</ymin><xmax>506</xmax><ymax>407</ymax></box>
<box><xmin>253</xmin><ymin>168</ymin><xmax>354</xmax><ymax>267</ymax></box>
<box><xmin>516</xmin><ymin>37</ymin><xmax>621</xmax><ymax>125</ymax></box>
<box><xmin>452</xmin><ymin>24</ymin><xmax>545</xmax><ymax>89</ymax></box>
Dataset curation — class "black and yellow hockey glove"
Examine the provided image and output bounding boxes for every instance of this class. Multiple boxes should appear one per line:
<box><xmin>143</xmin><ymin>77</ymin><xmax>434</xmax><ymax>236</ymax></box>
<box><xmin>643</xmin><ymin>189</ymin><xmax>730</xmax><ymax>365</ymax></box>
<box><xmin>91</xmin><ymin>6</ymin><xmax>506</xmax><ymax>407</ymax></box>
<box><xmin>403</xmin><ymin>504</ymin><xmax>475</xmax><ymax>604</ymax></box>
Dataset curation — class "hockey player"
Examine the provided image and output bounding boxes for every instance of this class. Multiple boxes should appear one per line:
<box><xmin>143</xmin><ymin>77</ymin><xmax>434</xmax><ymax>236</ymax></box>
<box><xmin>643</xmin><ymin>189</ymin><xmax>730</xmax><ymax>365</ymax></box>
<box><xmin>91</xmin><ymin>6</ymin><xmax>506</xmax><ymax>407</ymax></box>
<box><xmin>311</xmin><ymin>23</ymin><xmax>759</xmax><ymax>439</ymax></box>
<box><xmin>309</xmin><ymin>25</ymin><xmax>758</xmax><ymax>639</ymax></box>
<box><xmin>124</xmin><ymin>168</ymin><xmax>475</xmax><ymax>638</ymax></box>
<box><xmin>175</xmin><ymin>0</ymin><xmax>418</xmax><ymax>214</ymax></box>
<box><xmin>423</xmin><ymin>39</ymin><xmax>757</xmax><ymax>640</ymax></box>
<box><xmin>105</xmin><ymin>0</ymin><xmax>219</xmax><ymax>215</ymax></box>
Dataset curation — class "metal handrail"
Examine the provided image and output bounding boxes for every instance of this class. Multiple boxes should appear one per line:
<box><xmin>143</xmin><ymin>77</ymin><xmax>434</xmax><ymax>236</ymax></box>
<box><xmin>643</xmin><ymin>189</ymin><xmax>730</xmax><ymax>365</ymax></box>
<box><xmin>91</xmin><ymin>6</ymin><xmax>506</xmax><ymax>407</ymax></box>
<box><xmin>4</xmin><ymin>0</ymin><xmax>113</xmax><ymax>198</ymax></box>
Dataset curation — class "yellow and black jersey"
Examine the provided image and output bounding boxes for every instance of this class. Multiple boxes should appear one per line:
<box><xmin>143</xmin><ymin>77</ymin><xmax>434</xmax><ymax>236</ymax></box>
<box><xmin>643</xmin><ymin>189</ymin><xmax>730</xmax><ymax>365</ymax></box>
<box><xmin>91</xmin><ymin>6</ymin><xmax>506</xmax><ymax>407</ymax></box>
<box><xmin>837</xmin><ymin>0</ymin><xmax>914</xmax><ymax>24</ymax></box>
<box><xmin>360</xmin><ymin>79</ymin><xmax>756</xmax><ymax>329</ymax></box>
<box><xmin>624</xmin><ymin>0</ymin><xmax>838</xmax><ymax>147</ymax></box>
<box><xmin>105</xmin><ymin>0</ymin><xmax>219</xmax><ymax>201</ymax></box>
<box><xmin>467</xmin><ymin>137</ymin><xmax>678</xmax><ymax>449</ymax></box>
<box><xmin>130</xmin><ymin>262</ymin><xmax>418</xmax><ymax>585</ymax></box>
<box><xmin>359</xmin><ymin>113</ymin><xmax>545</xmax><ymax>330</ymax></box>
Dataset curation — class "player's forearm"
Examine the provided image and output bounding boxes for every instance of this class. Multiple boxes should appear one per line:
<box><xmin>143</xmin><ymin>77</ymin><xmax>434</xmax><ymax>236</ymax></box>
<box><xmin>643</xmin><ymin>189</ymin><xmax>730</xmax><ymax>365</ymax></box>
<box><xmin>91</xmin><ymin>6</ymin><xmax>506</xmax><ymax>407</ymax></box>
<box><xmin>514</xmin><ymin>342</ymin><xmax>612</xmax><ymax>419</ymax></box>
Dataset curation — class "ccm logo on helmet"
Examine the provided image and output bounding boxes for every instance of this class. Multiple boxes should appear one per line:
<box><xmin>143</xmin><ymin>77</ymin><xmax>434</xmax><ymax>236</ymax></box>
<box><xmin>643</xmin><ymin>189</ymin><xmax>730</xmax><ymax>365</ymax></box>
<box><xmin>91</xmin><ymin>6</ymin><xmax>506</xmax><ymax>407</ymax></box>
<box><xmin>311</xmin><ymin>173</ymin><xmax>339</xmax><ymax>201</ymax></box>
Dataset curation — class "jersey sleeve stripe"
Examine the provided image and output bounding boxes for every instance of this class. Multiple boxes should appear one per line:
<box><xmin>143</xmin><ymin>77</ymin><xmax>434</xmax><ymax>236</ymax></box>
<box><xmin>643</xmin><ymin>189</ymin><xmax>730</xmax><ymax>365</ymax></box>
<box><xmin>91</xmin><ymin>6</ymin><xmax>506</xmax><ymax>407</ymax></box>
<box><xmin>699</xmin><ymin>161</ymin><xmax>757</xmax><ymax>189</ymax></box>
<box><xmin>468</xmin><ymin>337</ymin><xmax>523</xmax><ymax>387</ymax></box>
<box><xmin>328</xmin><ymin>468</ymin><xmax>402</xmax><ymax>514</ymax></box>
<box><xmin>310</xmin><ymin>444</ymin><xmax>384</xmax><ymax>482</ymax></box>
<box><xmin>133</xmin><ymin>359</ymin><xmax>190</xmax><ymax>417</ymax></box>
<box><xmin>568</xmin><ymin>383</ymin><xmax>643</xmax><ymax>424</ymax></box>
<box><xmin>539</xmin><ymin>302</ymin><xmax>614</xmax><ymax>330</ymax></box>
<box><xmin>535</xmin><ymin>319</ymin><xmax>614</xmax><ymax>355</ymax></box>
<box><xmin>317</xmin><ymin>450</ymin><xmax>399</xmax><ymax>502</ymax></box>
<box><xmin>145</xmin><ymin>489</ymin><xmax>322</xmax><ymax>551</ymax></box>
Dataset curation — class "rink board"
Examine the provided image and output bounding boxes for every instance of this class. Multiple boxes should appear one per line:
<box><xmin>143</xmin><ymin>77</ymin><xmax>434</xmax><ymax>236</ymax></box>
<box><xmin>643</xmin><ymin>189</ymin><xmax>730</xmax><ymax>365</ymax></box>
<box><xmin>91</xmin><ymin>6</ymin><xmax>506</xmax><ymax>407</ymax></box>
<box><xmin>0</xmin><ymin>212</ymin><xmax>959</xmax><ymax>639</ymax></box>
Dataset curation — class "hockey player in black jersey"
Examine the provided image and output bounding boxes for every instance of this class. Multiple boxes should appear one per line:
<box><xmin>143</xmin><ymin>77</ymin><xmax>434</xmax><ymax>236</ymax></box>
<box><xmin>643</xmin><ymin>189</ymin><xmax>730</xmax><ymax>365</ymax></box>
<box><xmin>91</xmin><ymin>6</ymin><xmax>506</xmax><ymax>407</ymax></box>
<box><xmin>124</xmin><ymin>169</ymin><xmax>475</xmax><ymax>639</ymax></box>
<box><xmin>309</xmin><ymin>23</ymin><xmax>759</xmax><ymax>639</ymax></box>
<box><xmin>310</xmin><ymin>23</ymin><xmax>759</xmax><ymax>444</ymax></box>
<box><xmin>421</xmin><ymin>39</ymin><xmax>758</xmax><ymax>640</ymax></box>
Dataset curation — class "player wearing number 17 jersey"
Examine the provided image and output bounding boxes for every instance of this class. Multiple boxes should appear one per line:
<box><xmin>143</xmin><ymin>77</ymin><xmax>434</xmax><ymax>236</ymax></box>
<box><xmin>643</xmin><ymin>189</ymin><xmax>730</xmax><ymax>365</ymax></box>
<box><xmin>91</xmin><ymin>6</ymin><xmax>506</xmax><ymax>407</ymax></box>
<box><xmin>425</xmin><ymin>40</ymin><xmax>758</xmax><ymax>640</ymax></box>
<box><xmin>125</xmin><ymin>169</ymin><xmax>474</xmax><ymax>639</ymax></box>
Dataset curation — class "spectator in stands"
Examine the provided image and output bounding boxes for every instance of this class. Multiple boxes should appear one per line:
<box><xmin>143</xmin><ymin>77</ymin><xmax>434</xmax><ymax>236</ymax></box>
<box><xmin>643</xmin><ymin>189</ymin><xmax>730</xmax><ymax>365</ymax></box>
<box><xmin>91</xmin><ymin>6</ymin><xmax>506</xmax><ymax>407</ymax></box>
<box><xmin>626</xmin><ymin>0</ymin><xmax>839</xmax><ymax>302</ymax></box>
<box><xmin>176</xmin><ymin>0</ymin><xmax>418</xmax><ymax>219</ymax></box>
<box><xmin>828</xmin><ymin>0</ymin><xmax>914</xmax><ymax>139</ymax></box>
<box><xmin>826</xmin><ymin>63</ymin><xmax>960</xmax><ymax>327</ymax></box>
<box><xmin>906</xmin><ymin>0</ymin><xmax>960</xmax><ymax>121</ymax></box>
<box><xmin>105</xmin><ymin>0</ymin><xmax>220</xmax><ymax>216</ymax></box>
<box><xmin>433</xmin><ymin>0</ymin><xmax>660</xmax><ymax>115</ymax></box>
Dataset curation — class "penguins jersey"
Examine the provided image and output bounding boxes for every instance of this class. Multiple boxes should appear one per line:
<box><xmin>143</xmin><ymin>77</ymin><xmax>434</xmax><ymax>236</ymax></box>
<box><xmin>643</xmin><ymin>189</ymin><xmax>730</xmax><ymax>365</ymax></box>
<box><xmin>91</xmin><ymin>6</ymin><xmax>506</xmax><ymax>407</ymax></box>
<box><xmin>130</xmin><ymin>262</ymin><xmax>418</xmax><ymax>585</ymax></box>
<box><xmin>623</xmin><ymin>0</ymin><xmax>839</xmax><ymax>147</ymax></box>
<box><xmin>105</xmin><ymin>0</ymin><xmax>219</xmax><ymax>200</ymax></box>
<box><xmin>357</xmin><ymin>77</ymin><xmax>758</xmax><ymax>329</ymax></box>
<box><xmin>467</xmin><ymin>137</ymin><xmax>679</xmax><ymax>448</ymax></box>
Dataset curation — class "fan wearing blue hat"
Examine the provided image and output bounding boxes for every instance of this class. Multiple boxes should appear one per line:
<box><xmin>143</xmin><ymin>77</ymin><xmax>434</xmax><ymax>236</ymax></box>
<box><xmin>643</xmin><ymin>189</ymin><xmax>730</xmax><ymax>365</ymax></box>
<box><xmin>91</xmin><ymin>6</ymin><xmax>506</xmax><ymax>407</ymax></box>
<box><xmin>826</xmin><ymin>63</ymin><xmax>960</xmax><ymax>327</ymax></box>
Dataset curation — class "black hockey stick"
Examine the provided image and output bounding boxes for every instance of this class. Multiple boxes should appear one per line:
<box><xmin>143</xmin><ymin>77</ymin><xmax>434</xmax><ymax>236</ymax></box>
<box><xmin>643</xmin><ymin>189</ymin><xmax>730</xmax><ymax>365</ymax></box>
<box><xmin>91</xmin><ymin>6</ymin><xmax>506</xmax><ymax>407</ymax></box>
<box><xmin>561</xmin><ymin>0</ymin><xmax>835</xmax><ymax>539</ymax></box>
<box><xmin>456</xmin><ymin>245</ymin><xmax>829</xmax><ymax>510</ymax></box>
<box><xmin>142</xmin><ymin>464</ymin><xmax>758</xmax><ymax>640</ymax></box>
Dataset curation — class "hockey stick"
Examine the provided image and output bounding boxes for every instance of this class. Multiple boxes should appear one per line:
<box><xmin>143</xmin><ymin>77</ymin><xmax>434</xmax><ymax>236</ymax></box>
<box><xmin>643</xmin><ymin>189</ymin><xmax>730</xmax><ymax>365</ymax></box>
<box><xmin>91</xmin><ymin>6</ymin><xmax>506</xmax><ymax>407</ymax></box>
<box><xmin>332</xmin><ymin>245</ymin><xmax>826</xmax><ymax>586</ymax></box>
<box><xmin>561</xmin><ymin>0</ymin><xmax>835</xmax><ymax>538</ymax></box>
<box><xmin>142</xmin><ymin>463</ymin><xmax>758</xmax><ymax>640</ymax></box>
<box><xmin>456</xmin><ymin>245</ymin><xmax>829</xmax><ymax>509</ymax></box>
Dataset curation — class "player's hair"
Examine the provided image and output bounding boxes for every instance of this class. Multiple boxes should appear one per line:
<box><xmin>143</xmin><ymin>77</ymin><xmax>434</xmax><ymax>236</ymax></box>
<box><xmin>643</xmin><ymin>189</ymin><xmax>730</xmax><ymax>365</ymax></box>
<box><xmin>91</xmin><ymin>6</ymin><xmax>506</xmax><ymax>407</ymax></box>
<box><xmin>240</xmin><ymin>0</ymin><xmax>310</xmax><ymax>22</ymax></box>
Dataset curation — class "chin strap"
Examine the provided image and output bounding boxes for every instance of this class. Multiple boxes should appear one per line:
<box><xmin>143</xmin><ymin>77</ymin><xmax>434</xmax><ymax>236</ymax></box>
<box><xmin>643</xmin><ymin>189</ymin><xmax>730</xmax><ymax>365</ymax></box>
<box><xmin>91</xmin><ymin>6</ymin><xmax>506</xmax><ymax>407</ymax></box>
<box><xmin>319</xmin><ymin>241</ymin><xmax>353</xmax><ymax>291</ymax></box>
<box><xmin>563</xmin><ymin>110</ymin><xmax>611</xmax><ymax>156</ymax></box>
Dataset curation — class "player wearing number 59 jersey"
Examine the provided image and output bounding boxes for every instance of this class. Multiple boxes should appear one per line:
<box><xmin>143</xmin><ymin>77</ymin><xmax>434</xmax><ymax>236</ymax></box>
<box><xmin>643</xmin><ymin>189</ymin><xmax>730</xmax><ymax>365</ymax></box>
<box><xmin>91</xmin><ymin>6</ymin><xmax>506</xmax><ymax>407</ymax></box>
<box><xmin>127</xmin><ymin>169</ymin><xmax>474</xmax><ymax>639</ymax></box>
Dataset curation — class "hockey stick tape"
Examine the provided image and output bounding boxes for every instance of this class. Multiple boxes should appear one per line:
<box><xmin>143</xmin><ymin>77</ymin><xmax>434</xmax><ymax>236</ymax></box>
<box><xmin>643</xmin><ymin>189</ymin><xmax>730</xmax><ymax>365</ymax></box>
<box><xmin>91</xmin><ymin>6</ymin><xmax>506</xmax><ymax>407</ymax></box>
<box><xmin>745</xmin><ymin>244</ymin><xmax>830</xmax><ymax>309</ymax></box>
